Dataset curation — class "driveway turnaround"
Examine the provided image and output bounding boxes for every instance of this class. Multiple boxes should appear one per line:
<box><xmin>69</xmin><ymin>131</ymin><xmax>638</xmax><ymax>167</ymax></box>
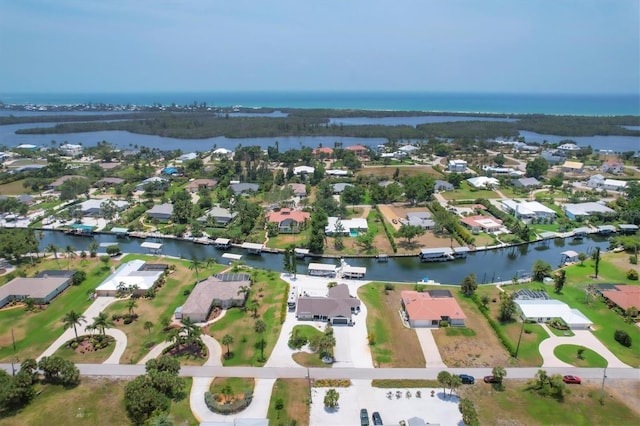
<box><xmin>538</xmin><ymin>324</ymin><xmax>632</xmax><ymax>369</ymax></box>
<box><xmin>37</xmin><ymin>296</ymin><xmax>127</xmax><ymax>363</ymax></box>
<box><xmin>310</xmin><ymin>379</ymin><xmax>462</xmax><ymax>426</ymax></box>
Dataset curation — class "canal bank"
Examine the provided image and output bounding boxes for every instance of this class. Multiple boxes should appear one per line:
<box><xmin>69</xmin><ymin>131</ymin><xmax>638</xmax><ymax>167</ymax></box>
<box><xmin>36</xmin><ymin>230</ymin><xmax>611</xmax><ymax>285</ymax></box>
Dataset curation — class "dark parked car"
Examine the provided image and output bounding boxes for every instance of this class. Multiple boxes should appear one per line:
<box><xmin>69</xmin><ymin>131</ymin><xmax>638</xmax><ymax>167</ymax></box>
<box><xmin>483</xmin><ymin>375</ymin><xmax>499</xmax><ymax>384</ymax></box>
<box><xmin>563</xmin><ymin>375</ymin><xmax>581</xmax><ymax>384</ymax></box>
<box><xmin>460</xmin><ymin>374</ymin><xmax>475</xmax><ymax>384</ymax></box>
<box><xmin>360</xmin><ymin>408</ymin><xmax>370</xmax><ymax>426</ymax></box>
<box><xmin>372</xmin><ymin>411</ymin><xmax>383</xmax><ymax>425</ymax></box>
<box><xmin>392</xmin><ymin>218</ymin><xmax>398</xmax><ymax>224</ymax></box>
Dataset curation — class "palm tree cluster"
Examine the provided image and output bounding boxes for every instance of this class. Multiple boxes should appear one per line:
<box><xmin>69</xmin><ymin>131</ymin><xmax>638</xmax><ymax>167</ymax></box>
<box><xmin>165</xmin><ymin>317</ymin><xmax>205</xmax><ymax>356</ymax></box>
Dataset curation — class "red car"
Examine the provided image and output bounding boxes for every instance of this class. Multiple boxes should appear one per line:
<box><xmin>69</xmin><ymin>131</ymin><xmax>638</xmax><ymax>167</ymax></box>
<box><xmin>483</xmin><ymin>375</ymin><xmax>499</xmax><ymax>384</ymax></box>
<box><xmin>563</xmin><ymin>375</ymin><xmax>581</xmax><ymax>384</ymax></box>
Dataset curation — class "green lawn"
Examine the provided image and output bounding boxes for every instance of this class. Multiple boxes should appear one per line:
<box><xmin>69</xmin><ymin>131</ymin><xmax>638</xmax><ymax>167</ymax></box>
<box><xmin>169</xmin><ymin>377</ymin><xmax>198</xmax><ymax>425</ymax></box>
<box><xmin>0</xmin><ymin>179</ymin><xmax>30</xmax><ymax>195</ymax></box>
<box><xmin>0</xmin><ymin>260</ymin><xmax>112</xmax><ymax>362</ymax></box>
<box><xmin>210</xmin><ymin>377</ymin><xmax>255</xmax><ymax>396</ymax></box>
<box><xmin>554</xmin><ymin>344</ymin><xmax>608</xmax><ymax>368</ymax></box>
<box><xmin>51</xmin><ymin>335</ymin><xmax>116</xmax><ymax>363</ymax></box>
<box><xmin>440</xmin><ymin>182</ymin><xmax>498</xmax><ymax>201</ymax></box>
<box><xmin>462</xmin><ymin>380</ymin><xmax>639</xmax><ymax>426</ymax></box>
<box><xmin>444</xmin><ymin>327</ymin><xmax>477</xmax><ymax>337</ymax></box>
<box><xmin>209</xmin><ymin>269</ymin><xmax>287</xmax><ymax>366</ymax></box>
<box><xmin>102</xmin><ymin>254</ymin><xmax>225</xmax><ymax>364</ymax></box>
<box><xmin>267</xmin><ymin>379</ymin><xmax>310</xmax><ymax>425</ymax></box>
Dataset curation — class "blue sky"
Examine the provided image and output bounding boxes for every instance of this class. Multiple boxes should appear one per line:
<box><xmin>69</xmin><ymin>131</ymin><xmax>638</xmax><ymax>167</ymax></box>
<box><xmin>0</xmin><ymin>0</ymin><xmax>638</xmax><ymax>94</ymax></box>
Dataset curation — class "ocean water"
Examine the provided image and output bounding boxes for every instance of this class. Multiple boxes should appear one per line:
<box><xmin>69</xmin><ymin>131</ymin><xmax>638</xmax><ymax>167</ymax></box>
<box><xmin>1</xmin><ymin>91</ymin><xmax>639</xmax><ymax>116</ymax></box>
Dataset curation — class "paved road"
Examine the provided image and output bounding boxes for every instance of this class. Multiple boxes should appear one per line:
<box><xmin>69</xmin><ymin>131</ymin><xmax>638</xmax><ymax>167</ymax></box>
<box><xmin>3</xmin><ymin>363</ymin><xmax>636</xmax><ymax>381</ymax></box>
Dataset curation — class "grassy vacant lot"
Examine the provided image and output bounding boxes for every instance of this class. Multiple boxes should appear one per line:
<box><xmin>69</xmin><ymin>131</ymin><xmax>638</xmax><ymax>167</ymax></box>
<box><xmin>439</xmin><ymin>182</ymin><xmax>497</xmax><ymax>201</ymax></box>
<box><xmin>267</xmin><ymin>379</ymin><xmax>310</xmax><ymax>426</ymax></box>
<box><xmin>0</xmin><ymin>378</ymin><xmax>129</xmax><ymax>426</ymax></box>
<box><xmin>0</xmin><ymin>258</ymin><xmax>112</xmax><ymax>362</ymax></box>
<box><xmin>474</xmin><ymin>285</ymin><xmax>548</xmax><ymax>366</ymax></box>
<box><xmin>357</xmin><ymin>283</ymin><xmax>425</xmax><ymax>367</ymax></box>
<box><xmin>208</xmin><ymin>269</ymin><xmax>287</xmax><ymax>366</ymax></box>
<box><xmin>102</xmin><ymin>254</ymin><xmax>225</xmax><ymax>364</ymax></box>
<box><xmin>460</xmin><ymin>380</ymin><xmax>640</xmax><ymax>426</ymax></box>
<box><xmin>0</xmin><ymin>179</ymin><xmax>29</xmax><ymax>195</ymax></box>
<box><xmin>266</xmin><ymin>228</ymin><xmax>310</xmax><ymax>250</ymax></box>
<box><xmin>357</xmin><ymin>165</ymin><xmax>442</xmax><ymax>179</ymax></box>
<box><xmin>433</xmin><ymin>289</ymin><xmax>514</xmax><ymax>367</ymax></box>
<box><xmin>554</xmin><ymin>344</ymin><xmax>608</xmax><ymax>368</ymax></box>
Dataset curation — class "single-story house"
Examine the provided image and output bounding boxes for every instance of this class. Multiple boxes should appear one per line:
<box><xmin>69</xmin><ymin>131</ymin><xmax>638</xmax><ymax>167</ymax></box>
<box><xmin>398</xmin><ymin>144</ymin><xmax>419</xmax><ymax>154</ymax></box>
<box><xmin>230</xmin><ymin>183</ymin><xmax>260</xmax><ymax>194</ymax></box>
<box><xmin>563</xmin><ymin>202</ymin><xmax>616</xmax><ymax>221</ymax></box>
<box><xmin>197</xmin><ymin>205</ymin><xmax>237</xmax><ymax>226</ymax></box>
<box><xmin>296</xmin><ymin>284</ymin><xmax>361</xmax><ymax>325</ymax></box>
<box><xmin>266</xmin><ymin>208</ymin><xmax>310</xmax><ymax>233</ymax></box>
<box><xmin>501</xmin><ymin>199</ymin><xmax>556</xmax><ymax>221</ymax></box>
<box><xmin>293</xmin><ymin>165</ymin><xmax>314</xmax><ymax>175</ymax></box>
<box><xmin>601</xmin><ymin>161</ymin><xmax>625</xmax><ymax>175</ymax></box>
<box><xmin>541</xmin><ymin>150</ymin><xmax>567</xmax><ymax>164</ymax></box>
<box><xmin>558</xmin><ymin>143</ymin><xmax>580</xmax><ymax>152</ymax></box>
<box><xmin>312</xmin><ymin>147</ymin><xmax>334</xmax><ymax>157</ymax></box>
<box><xmin>16</xmin><ymin>194</ymin><xmax>34</xmax><ymax>205</ymax></box>
<box><xmin>177</xmin><ymin>152</ymin><xmax>198</xmax><ymax>162</ymax></box>
<box><xmin>0</xmin><ymin>271</ymin><xmax>75</xmax><ymax>307</ymax></box>
<box><xmin>95</xmin><ymin>177</ymin><xmax>125</xmax><ymax>187</ymax></box>
<box><xmin>95</xmin><ymin>259</ymin><xmax>165</xmax><ymax>297</ymax></box>
<box><xmin>147</xmin><ymin>203</ymin><xmax>174</xmax><ymax>221</ymax></box>
<box><xmin>401</xmin><ymin>289</ymin><xmax>466</xmax><ymax>328</ymax></box>
<box><xmin>512</xmin><ymin>177</ymin><xmax>541</xmax><ymax>189</ymax></box>
<box><xmin>285</xmin><ymin>183</ymin><xmax>307</xmax><ymax>197</ymax></box>
<box><xmin>325</xmin><ymin>217</ymin><xmax>368</xmax><ymax>235</ymax></box>
<box><xmin>47</xmin><ymin>175</ymin><xmax>88</xmax><ymax>190</ymax></box>
<box><xmin>405</xmin><ymin>211</ymin><xmax>435</xmax><ymax>229</ymax></box>
<box><xmin>587</xmin><ymin>174</ymin><xmax>627</xmax><ymax>192</ymax></box>
<box><xmin>482</xmin><ymin>165</ymin><xmax>524</xmax><ymax>177</ymax></box>
<box><xmin>212</xmin><ymin>148</ymin><xmax>233</xmax><ymax>158</ymax></box>
<box><xmin>78</xmin><ymin>199</ymin><xmax>129</xmax><ymax>216</ymax></box>
<box><xmin>332</xmin><ymin>182</ymin><xmax>353</xmax><ymax>194</ymax></box>
<box><xmin>448</xmin><ymin>159</ymin><xmax>467</xmax><ymax>172</ymax></box>
<box><xmin>434</xmin><ymin>180</ymin><xmax>454</xmax><ymax>192</ymax></box>
<box><xmin>180</xmin><ymin>273</ymin><xmax>251</xmax><ymax>322</ymax></box>
<box><xmin>186</xmin><ymin>179</ymin><xmax>218</xmax><ymax>193</ymax></box>
<box><xmin>467</xmin><ymin>176</ymin><xmax>499</xmax><ymax>189</ymax></box>
<box><xmin>325</xmin><ymin>169</ymin><xmax>349</xmax><ymax>177</ymax></box>
<box><xmin>161</xmin><ymin>167</ymin><xmax>179</xmax><ymax>175</ymax></box>
<box><xmin>460</xmin><ymin>215</ymin><xmax>504</xmax><ymax>234</ymax></box>
<box><xmin>561</xmin><ymin>161</ymin><xmax>584</xmax><ymax>173</ymax></box>
<box><xmin>59</xmin><ymin>143</ymin><xmax>83</xmax><ymax>156</ymax></box>
<box><xmin>345</xmin><ymin>144</ymin><xmax>368</xmax><ymax>156</ymax></box>
<box><xmin>515</xmin><ymin>299</ymin><xmax>592</xmax><ymax>329</ymax></box>
<box><xmin>600</xmin><ymin>285</ymin><xmax>640</xmax><ymax>312</ymax></box>
<box><xmin>136</xmin><ymin>176</ymin><xmax>169</xmax><ymax>191</ymax></box>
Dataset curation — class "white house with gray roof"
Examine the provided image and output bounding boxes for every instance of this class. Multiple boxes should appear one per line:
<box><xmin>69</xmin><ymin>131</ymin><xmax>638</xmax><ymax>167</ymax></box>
<box><xmin>147</xmin><ymin>203</ymin><xmax>174</xmax><ymax>221</ymax></box>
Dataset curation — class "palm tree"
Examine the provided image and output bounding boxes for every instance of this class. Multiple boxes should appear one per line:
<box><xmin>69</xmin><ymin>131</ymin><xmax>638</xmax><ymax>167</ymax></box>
<box><xmin>91</xmin><ymin>312</ymin><xmax>114</xmax><ymax>336</ymax></box>
<box><xmin>64</xmin><ymin>245</ymin><xmax>76</xmax><ymax>269</ymax></box>
<box><xmin>491</xmin><ymin>366</ymin><xmax>507</xmax><ymax>386</ymax></box>
<box><xmin>62</xmin><ymin>310</ymin><xmax>86</xmax><ymax>341</ymax></box>
<box><xmin>254</xmin><ymin>319</ymin><xmax>266</xmax><ymax>360</ymax></box>
<box><xmin>449</xmin><ymin>374</ymin><xmax>462</xmax><ymax>397</ymax></box>
<box><xmin>222</xmin><ymin>334</ymin><xmax>234</xmax><ymax>358</ymax></box>
<box><xmin>205</xmin><ymin>257</ymin><xmax>217</xmax><ymax>269</ymax></box>
<box><xmin>189</xmin><ymin>256</ymin><xmax>202</xmax><ymax>282</ymax></box>
<box><xmin>180</xmin><ymin>317</ymin><xmax>203</xmax><ymax>353</ymax></box>
<box><xmin>46</xmin><ymin>244</ymin><xmax>61</xmax><ymax>269</ymax></box>
<box><xmin>144</xmin><ymin>321</ymin><xmax>154</xmax><ymax>336</ymax></box>
<box><xmin>237</xmin><ymin>285</ymin><xmax>250</xmax><ymax>303</ymax></box>
<box><xmin>88</xmin><ymin>240</ymin><xmax>99</xmax><ymax>258</ymax></box>
<box><xmin>126</xmin><ymin>298</ymin><xmax>138</xmax><ymax>316</ymax></box>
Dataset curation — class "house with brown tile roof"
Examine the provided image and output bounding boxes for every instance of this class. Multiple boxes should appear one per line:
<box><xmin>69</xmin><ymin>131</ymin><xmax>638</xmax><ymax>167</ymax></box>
<box><xmin>401</xmin><ymin>290</ymin><xmax>466</xmax><ymax>328</ymax></box>
<box><xmin>460</xmin><ymin>215</ymin><xmax>504</xmax><ymax>234</ymax></box>
<box><xmin>601</xmin><ymin>285</ymin><xmax>640</xmax><ymax>311</ymax></box>
<box><xmin>345</xmin><ymin>144</ymin><xmax>368</xmax><ymax>156</ymax></box>
<box><xmin>186</xmin><ymin>179</ymin><xmax>218</xmax><ymax>193</ymax></box>
<box><xmin>180</xmin><ymin>273</ymin><xmax>251</xmax><ymax>322</ymax></box>
<box><xmin>296</xmin><ymin>284</ymin><xmax>361</xmax><ymax>325</ymax></box>
<box><xmin>266</xmin><ymin>208</ymin><xmax>310</xmax><ymax>233</ymax></box>
<box><xmin>312</xmin><ymin>147</ymin><xmax>334</xmax><ymax>156</ymax></box>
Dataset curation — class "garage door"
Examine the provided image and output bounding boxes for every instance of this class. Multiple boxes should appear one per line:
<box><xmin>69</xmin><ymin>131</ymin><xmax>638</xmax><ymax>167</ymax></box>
<box><xmin>332</xmin><ymin>318</ymin><xmax>348</xmax><ymax>325</ymax></box>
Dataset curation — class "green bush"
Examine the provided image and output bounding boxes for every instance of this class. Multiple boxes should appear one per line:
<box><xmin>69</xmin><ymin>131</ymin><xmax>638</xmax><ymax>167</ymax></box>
<box><xmin>439</xmin><ymin>320</ymin><xmax>449</xmax><ymax>327</ymax></box>
<box><xmin>614</xmin><ymin>330</ymin><xmax>632</xmax><ymax>347</ymax></box>
<box><xmin>204</xmin><ymin>391</ymin><xmax>253</xmax><ymax>414</ymax></box>
<box><xmin>627</xmin><ymin>269</ymin><xmax>639</xmax><ymax>280</ymax></box>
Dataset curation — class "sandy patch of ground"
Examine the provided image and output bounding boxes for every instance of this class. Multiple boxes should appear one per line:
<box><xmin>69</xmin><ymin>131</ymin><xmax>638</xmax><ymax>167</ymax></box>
<box><xmin>310</xmin><ymin>380</ymin><xmax>462</xmax><ymax>426</ymax></box>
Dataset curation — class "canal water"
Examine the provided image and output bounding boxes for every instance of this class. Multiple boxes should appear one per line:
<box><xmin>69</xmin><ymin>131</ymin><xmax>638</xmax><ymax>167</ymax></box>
<box><xmin>38</xmin><ymin>231</ymin><xmax>611</xmax><ymax>285</ymax></box>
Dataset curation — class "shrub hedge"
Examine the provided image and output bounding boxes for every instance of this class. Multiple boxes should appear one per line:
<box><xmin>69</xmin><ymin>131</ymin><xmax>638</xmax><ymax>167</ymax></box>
<box><xmin>204</xmin><ymin>391</ymin><xmax>253</xmax><ymax>414</ymax></box>
<box><xmin>470</xmin><ymin>293</ymin><xmax>516</xmax><ymax>356</ymax></box>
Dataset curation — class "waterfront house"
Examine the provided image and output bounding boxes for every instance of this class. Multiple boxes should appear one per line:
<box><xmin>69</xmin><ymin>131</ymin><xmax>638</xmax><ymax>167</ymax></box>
<box><xmin>197</xmin><ymin>205</ymin><xmax>237</xmax><ymax>226</ymax></box>
<box><xmin>501</xmin><ymin>199</ymin><xmax>556</xmax><ymax>221</ymax></box>
<box><xmin>514</xmin><ymin>299</ymin><xmax>592</xmax><ymax>329</ymax></box>
<box><xmin>557</xmin><ymin>142</ymin><xmax>580</xmax><ymax>152</ymax></box>
<box><xmin>59</xmin><ymin>143</ymin><xmax>83</xmax><ymax>157</ymax></box>
<box><xmin>0</xmin><ymin>271</ymin><xmax>75</xmax><ymax>308</ymax></box>
<box><xmin>345</xmin><ymin>144</ymin><xmax>368</xmax><ymax>157</ymax></box>
<box><xmin>563</xmin><ymin>202</ymin><xmax>615</xmax><ymax>221</ymax></box>
<box><xmin>266</xmin><ymin>208</ymin><xmax>310</xmax><ymax>233</ymax></box>
<box><xmin>177</xmin><ymin>152</ymin><xmax>198</xmax><ymax>162</ymax></box>
<box><xmin>325</xmin><ymin>217</ymin><xmax>368</xmax><ymax>236</ymax></box>
<box><xmin>95</xmin><ymin>260</ymin><xmax>166</xmax><ymax>297</ymax></box>
<box><xmin>401</xmin><ymin>289</ymin><xmax>466</xmax><ymax>328</ymax></box>
<box><xmin>212</xmin><ymin>148</ymin><xmax>233</xmax><ymax>158</ymax></box>
<box><xmin>448</xmin><ymin>159</ymin><xmax>467</xmax><ymax>172</ymax></box>
<box><xmin>312</xmin><ymin>147</ymin><xmax>334</xmax><ymax>157</ymax></box>
<box><xmin>78</xmin><ymin>199</ymin><xmax>129</xmax><ymax>216</ymax></box>
<box><xmin>180</xmin><ymin>273</ymin><xmax>251</xmax><ymax>322</ymax></box>
<box><xmin>296</xmin><ymin>284</ymin><xmax>360</xmax><ymax>325</ymax></box>
<box><xmin>405</xmin><ymin>211</ymin><xmax>435</xmax><ymax>229</ymax></box>
<box><xmin>147</xmin><ymin>203</ymin><xmax>174</xmax><ymax>221</ymax></box>
<box><xmin>460</xmin><ymin>215</ymin><xmax>504</xmax><ymax>234</ymax></box>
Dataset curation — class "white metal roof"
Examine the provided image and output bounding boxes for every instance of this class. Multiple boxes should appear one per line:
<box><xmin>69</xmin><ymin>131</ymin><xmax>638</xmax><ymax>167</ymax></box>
<box><xmin>141</xmin><ymin>242</ymin><xmax>163</xmax><ymax>250</ymax></box>
<box><xmin>222</xmin><ymin>253</ymin><xmax>242</xmax><ymax>260</ymax></box>
<box><xmin>308</xmin><ymin>263</ymin><xmax>337</xmax><ymax>271</ymax></box>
